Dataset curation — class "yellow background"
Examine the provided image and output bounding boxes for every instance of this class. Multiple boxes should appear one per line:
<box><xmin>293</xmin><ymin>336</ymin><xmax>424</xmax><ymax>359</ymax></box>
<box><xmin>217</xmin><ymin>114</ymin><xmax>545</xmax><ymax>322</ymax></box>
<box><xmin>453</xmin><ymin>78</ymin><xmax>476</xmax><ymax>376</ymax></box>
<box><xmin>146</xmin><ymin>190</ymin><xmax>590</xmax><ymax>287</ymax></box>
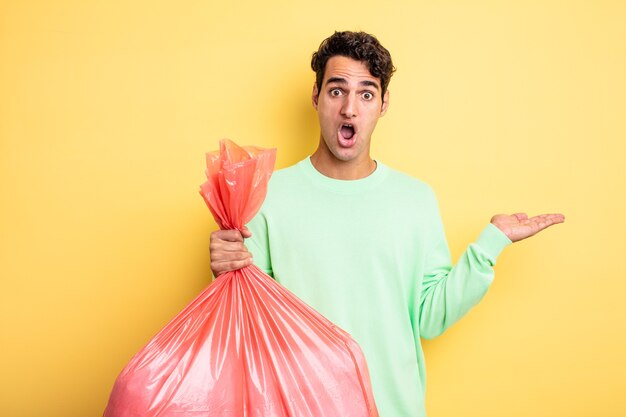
<box><xmin>1</xmin><ymin>1</ymin><xmax>624</xmax><ymax>416</ymax></box>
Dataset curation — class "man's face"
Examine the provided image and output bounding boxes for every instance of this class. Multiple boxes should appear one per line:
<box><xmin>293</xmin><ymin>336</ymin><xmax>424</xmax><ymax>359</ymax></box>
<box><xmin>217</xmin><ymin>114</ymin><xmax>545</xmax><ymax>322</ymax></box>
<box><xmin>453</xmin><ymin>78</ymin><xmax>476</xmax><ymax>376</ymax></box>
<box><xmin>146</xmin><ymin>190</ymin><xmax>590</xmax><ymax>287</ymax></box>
<box><xmin>312</xmin><ymin>56</ymin><xmax>389</xmax><ymax>165</ymax></box>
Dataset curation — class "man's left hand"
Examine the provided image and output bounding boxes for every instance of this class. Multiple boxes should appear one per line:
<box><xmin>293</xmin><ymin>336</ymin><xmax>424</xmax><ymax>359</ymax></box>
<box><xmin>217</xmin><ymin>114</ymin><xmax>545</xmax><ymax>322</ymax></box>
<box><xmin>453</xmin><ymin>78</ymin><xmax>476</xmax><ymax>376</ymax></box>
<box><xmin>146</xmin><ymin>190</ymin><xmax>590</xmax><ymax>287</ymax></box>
<box><xmin>491</xmin><ymin>213</ymin><xmax>565</xmax><ymax>243</ymax></box>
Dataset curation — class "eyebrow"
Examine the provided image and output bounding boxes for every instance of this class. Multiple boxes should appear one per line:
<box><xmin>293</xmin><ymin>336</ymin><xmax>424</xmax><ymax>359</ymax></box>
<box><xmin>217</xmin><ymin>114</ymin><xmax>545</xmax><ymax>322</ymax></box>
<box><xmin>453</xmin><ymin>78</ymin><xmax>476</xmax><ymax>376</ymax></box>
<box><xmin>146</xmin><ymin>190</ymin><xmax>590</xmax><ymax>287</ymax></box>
<box><xmin>326</xmin><ymin>77</ymin><xmax>381</xmax><ymax>91</ymax></box>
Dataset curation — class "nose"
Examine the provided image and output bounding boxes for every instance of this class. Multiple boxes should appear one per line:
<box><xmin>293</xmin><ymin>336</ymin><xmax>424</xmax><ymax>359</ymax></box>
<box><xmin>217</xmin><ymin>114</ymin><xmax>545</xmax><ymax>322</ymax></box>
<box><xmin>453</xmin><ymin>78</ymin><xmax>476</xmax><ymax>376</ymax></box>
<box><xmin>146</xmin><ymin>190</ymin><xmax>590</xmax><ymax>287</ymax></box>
<box><xmin>341</xmin><ymin>93</ymin><xmax>357</xmax><ymax>118</ymax></box>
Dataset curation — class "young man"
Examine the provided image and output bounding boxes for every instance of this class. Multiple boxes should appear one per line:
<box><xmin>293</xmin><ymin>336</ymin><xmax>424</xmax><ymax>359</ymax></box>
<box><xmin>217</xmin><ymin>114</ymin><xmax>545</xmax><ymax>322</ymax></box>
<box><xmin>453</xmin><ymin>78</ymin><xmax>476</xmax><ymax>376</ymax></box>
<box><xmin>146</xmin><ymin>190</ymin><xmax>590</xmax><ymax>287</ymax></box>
<box><xmin>209</xmin><ymin>31</ymin><xmax>564</xmax><ymax>417</ymax></box>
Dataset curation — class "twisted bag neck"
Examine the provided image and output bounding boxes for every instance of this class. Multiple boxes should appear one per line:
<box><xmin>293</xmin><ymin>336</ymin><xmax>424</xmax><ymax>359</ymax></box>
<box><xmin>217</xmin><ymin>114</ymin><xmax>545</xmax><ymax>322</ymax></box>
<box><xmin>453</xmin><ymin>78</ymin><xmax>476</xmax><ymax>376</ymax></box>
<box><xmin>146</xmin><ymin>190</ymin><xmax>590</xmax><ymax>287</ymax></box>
<box><xmin>200</xmin><ymin>139</ymin><xmax>276</xmax><ymax>231</ymax></box>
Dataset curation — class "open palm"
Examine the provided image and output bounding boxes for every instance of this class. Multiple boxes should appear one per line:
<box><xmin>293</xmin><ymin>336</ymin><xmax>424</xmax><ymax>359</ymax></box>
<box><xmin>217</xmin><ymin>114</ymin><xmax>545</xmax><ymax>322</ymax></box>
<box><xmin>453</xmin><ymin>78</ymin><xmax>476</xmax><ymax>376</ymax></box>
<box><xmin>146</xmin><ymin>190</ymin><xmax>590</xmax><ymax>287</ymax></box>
<box><xmin>491</xmin><ymin>213</ymin><xmax>565</xmax><ymax>242</ymax></box>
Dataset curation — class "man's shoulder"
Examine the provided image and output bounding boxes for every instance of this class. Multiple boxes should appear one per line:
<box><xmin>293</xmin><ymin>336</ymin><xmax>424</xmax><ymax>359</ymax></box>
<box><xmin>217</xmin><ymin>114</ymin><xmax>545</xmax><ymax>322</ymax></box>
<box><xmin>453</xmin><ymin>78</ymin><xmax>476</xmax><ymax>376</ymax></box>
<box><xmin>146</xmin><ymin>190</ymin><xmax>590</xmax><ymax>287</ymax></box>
<box><xmin>379</xmin><ymin>162</ymin><xmax>435</xmax><ymax>196</ymax></box>
<box><xmin>267</xmin><ymin>159</ymin><xmax>306</xmax><ymax>186</ymax></box>
<box><xmin>259</xmin><ymin>159</ymin><xmax>310</xmax><ymax>207</ymax></box>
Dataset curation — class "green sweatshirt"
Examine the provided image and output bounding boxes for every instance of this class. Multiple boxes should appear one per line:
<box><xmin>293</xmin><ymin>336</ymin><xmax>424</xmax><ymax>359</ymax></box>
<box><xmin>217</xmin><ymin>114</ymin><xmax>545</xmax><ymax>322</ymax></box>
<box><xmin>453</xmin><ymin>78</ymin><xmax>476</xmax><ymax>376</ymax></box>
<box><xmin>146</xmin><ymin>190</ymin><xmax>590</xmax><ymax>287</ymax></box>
<box><xmin>245</xmin><ymin>157</ymin><xmax>511</xmax><ymax>417</ymax></box>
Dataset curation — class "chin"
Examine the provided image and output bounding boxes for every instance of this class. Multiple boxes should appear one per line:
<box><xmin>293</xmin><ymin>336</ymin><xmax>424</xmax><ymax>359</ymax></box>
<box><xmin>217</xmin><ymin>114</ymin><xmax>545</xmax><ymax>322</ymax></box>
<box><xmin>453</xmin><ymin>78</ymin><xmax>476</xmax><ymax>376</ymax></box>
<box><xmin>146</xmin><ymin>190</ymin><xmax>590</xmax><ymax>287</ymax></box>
<box><xmin>331</xmin><ymin>149</ymin><xmax>360</xmax><ymax>162</ymax></box>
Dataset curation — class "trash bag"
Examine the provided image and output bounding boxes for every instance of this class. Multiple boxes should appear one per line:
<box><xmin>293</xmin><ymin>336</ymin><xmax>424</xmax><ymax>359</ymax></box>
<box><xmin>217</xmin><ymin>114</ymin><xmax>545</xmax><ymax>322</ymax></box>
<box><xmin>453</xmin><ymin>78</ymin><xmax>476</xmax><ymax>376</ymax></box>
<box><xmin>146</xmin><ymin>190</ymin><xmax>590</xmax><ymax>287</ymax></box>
<box><xmin>103</xmin><ymin>139</ymin><xmax>379</xmax><ymax>417</ymax></box>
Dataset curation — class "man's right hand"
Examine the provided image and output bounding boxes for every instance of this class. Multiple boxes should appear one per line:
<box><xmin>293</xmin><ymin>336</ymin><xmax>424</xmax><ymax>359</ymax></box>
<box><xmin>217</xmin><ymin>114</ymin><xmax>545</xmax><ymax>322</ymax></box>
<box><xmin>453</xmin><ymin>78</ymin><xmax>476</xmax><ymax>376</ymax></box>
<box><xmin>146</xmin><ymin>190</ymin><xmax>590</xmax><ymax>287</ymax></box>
<box><xmin>209</xmin><ymin>228</ymin><xmax>253</xmax><ymax>277</ymax></box>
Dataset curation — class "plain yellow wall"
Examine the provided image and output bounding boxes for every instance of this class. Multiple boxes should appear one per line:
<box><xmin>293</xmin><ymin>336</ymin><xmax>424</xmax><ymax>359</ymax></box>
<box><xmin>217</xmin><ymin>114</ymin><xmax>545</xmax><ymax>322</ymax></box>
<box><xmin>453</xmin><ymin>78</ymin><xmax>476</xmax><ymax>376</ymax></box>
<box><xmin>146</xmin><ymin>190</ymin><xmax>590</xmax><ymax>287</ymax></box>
<box><xmin>1</xmin><ymin>1</ymin><xmax>624</xmax><ymax>416</ymax></box>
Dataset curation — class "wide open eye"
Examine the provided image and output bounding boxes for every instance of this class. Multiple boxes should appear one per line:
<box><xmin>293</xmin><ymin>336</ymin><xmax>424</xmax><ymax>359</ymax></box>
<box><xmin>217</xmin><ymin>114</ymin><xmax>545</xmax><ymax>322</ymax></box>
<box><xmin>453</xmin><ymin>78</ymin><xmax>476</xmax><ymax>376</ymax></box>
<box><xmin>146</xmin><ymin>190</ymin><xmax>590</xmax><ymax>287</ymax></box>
<box><xmin>330</xmin><ymin>88</ymin><xmax>342</xmax><ymax>97</ymax></box>
<box><xmin>362</xmin><ymin>92</ymin><xmax>374</xmax><ymax>101</ymax></box>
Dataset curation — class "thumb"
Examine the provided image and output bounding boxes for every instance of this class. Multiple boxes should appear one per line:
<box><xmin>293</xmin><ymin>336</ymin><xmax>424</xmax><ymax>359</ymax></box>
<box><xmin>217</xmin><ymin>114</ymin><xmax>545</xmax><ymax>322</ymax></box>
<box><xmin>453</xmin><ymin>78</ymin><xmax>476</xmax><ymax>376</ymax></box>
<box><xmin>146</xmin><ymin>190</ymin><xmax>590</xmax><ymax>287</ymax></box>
<box><xmin>240</xmin><ymin>226</ymin><xmax>252</xmax><ymax>239</ymax></box>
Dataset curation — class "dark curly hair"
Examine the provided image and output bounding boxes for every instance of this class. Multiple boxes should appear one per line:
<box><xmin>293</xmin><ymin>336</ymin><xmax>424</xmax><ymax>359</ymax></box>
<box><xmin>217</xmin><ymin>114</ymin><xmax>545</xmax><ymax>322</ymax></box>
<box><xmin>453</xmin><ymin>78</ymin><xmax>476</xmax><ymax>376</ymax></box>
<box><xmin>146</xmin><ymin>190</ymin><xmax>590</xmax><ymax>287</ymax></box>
<box><xmin>311</xmin><ymin>31</ymin><xmax>396</xmax><ymax>99</ymax></box>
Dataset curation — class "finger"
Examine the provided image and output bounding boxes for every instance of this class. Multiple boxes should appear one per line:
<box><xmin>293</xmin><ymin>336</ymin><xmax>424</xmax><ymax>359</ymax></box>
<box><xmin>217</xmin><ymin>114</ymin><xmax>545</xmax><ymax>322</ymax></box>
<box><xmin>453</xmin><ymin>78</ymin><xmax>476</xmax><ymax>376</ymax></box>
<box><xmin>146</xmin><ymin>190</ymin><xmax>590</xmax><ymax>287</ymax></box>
<box><xmin>209</xmin><ymin>250</ymin><xmax>252</xmax><ymax>262</ymax></box>
<box><xmin>547</xmin><ymin>213</ymin><xmax>565</xmax><ymax>223</ymax></box>
<box><xmin>210</xmin><ymin>240</ymin><xmax>250</xmax><ymax>253</ymax></box>
<box><xmin>529</xmin><ymin>213</ymin><xmax>565</xmax><ymax>225</ymax></box>
<box><xmin>211</xmin><ymin>258</ymin><xmax>254</xmax><ymax>276</ymax></box>
<box><xmin>529</xmin><ymin>214</ymin><xmax>565</xmax><ymax>231</ymax></box>
<box><xmin>211</xmin><ymin>229</ymin><xmax>245</xmax><ymax>243</ymax></box>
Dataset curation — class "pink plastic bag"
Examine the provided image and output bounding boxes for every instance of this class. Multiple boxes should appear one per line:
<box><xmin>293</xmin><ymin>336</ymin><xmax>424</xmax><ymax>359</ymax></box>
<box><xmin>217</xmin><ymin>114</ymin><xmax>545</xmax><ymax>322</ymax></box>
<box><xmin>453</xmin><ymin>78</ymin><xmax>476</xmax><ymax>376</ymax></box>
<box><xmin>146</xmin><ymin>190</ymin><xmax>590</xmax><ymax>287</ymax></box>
<box><xmin>103</xmin><ymin>139</ymin><xmax>379</xmax><ymax>417</ymax></box>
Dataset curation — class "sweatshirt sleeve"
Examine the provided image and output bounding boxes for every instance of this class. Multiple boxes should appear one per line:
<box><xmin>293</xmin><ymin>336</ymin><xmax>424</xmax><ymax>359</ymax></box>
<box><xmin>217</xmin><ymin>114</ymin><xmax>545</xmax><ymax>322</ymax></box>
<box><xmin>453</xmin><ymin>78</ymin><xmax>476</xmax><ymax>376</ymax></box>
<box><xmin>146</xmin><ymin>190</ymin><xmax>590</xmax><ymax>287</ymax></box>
<box><xmin>418</xmin><ymin>194</ymin><xmax>511</xmax><ymax>340</ymax></box>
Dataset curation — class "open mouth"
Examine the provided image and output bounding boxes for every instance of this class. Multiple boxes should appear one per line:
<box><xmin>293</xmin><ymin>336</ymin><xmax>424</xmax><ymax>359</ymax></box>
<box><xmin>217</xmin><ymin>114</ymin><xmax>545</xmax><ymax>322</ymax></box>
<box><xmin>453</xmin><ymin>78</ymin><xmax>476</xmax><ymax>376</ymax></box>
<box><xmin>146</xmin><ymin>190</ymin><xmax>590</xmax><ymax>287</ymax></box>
<box><xmin>340</xmin><ymin>123</ymin><xmax>355</xmax><ymax>140</ymax></box>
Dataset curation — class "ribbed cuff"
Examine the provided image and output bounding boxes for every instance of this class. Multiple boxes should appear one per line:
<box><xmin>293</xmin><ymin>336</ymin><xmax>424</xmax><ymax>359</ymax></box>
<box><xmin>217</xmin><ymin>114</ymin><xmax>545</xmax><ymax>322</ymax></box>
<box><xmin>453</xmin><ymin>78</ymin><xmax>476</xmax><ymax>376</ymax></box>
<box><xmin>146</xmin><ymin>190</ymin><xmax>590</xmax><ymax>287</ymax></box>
<box><xmin>475</xmin><ymin>223</ymin><xmax>512</xmax><ymax>263</ymax></box>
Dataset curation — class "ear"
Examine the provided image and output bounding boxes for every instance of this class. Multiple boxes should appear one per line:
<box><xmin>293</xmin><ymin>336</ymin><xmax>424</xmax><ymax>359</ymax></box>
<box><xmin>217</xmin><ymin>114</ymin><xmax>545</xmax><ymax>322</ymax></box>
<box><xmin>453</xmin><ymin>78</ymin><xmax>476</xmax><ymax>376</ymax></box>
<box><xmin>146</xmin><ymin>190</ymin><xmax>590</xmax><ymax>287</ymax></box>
<box><xmin>312</xmin><ymin>83</ymin><xmax>319</xmax><ymax>110</ymax></box>
<box><xmin>380</xmin><ymin>90</ymin><xmax>390</xmax><ymax>116</ymax></box>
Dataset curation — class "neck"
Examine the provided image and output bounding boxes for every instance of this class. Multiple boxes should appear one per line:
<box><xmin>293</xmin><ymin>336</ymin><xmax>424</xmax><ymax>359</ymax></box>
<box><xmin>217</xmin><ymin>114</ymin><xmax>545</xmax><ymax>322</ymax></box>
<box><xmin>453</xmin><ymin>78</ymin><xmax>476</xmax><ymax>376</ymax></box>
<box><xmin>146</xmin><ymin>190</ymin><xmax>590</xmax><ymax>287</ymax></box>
<box><xmin>310</xmin><ymin>147</ymin><xmax>376</xmax><ymax>180</ymax></box>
